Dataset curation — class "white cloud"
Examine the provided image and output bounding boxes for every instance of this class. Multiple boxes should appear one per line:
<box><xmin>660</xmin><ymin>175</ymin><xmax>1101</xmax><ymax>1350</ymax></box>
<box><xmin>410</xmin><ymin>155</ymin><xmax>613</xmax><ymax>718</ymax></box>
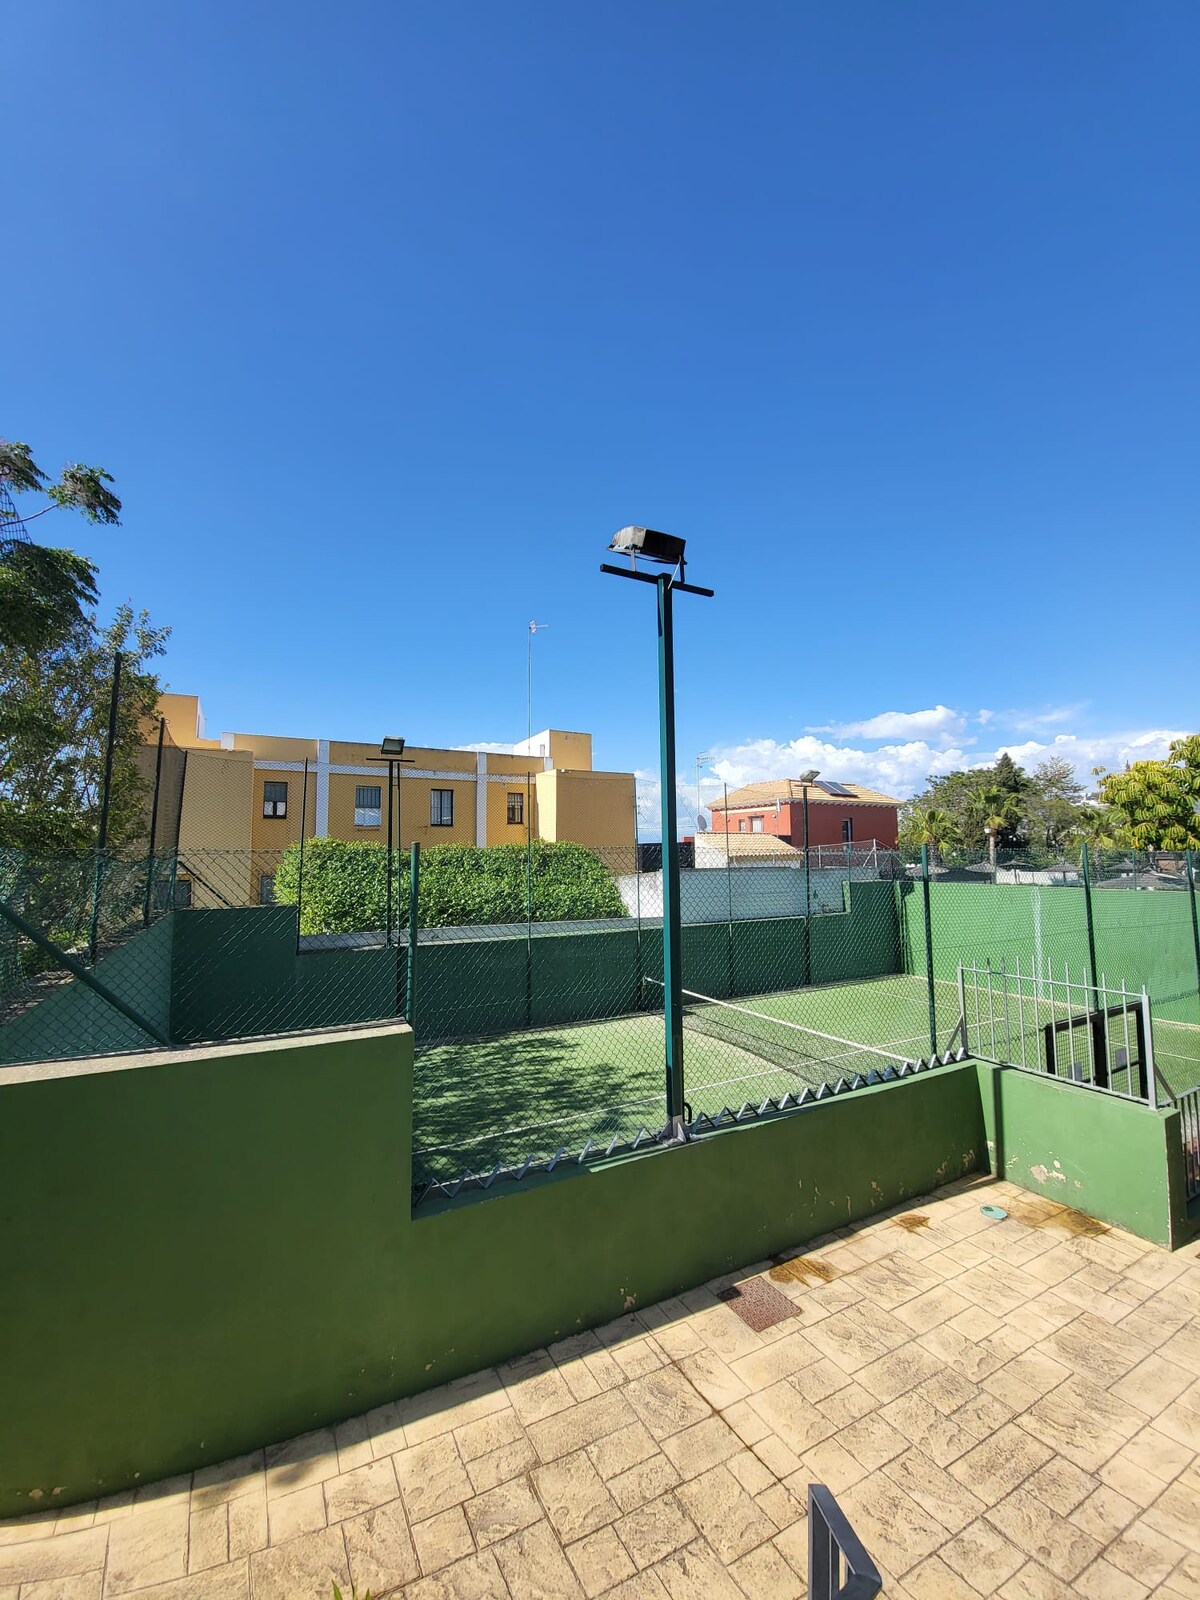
<box><xmin>994</xmin><ymin>729</ymin><xmax>1187</xmax><ymax>778</ymax></box>
<box><xmin>1000</xmin><ymin>704</ymin><xmax>1088</xmax><ymax>734</ymax></box>
<box><xmin>707</xmin><ymin>734</ymin><xmax>969</xmax><ymax>801</ymax></box>
<box><xmin>456</xmin><ymin>741</ymin><xmax>516</xmax><ymax>754</ymax></box>
<box><xmin>807</xmin><ymin>705</ymin><xmax>966</xmax><ymax>743</ymax></box>
<box><xmin>977</xmin><ymin>709</ymin><xmax>994</xmax><ymax>726</ymax></box>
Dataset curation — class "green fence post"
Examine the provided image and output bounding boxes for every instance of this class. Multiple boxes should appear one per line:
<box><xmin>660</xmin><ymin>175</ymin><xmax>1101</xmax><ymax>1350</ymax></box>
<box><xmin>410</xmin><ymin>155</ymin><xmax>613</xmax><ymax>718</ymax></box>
<box><xmin>921</xmin><ymin>844</ymin><xmax>937</xmax><ymax>1055</ymax></box>
<box><xmin>406</xmin><ymin>841</ymin><xmax>420</xmax><ymax>1026</ymax></box>
<box><xmin>724</xmin><ymin>782</ymin><xmax>734</xmax><ymax>997</ymax></box>
<box><xmin>1187</xmin><ymin>850</ymin><xmax>1200</xmax><ymax>1022</ymax></box>
<box><xmin>1081</xmin><ymin>841</ymin><xmax>1100</xmax><ymax>1014</ymax></box>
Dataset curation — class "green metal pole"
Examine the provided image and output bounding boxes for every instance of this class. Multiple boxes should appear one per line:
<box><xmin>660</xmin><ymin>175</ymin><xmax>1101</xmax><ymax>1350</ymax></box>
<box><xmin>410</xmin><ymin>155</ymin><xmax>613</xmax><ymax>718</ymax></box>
<box><xmin>525</xmin><ymin>771</ymin><xmax>533</xmax><ymax>1027</ymax></box>
<box><xmin>1081</xmin><ymin>840</ymin><xmax>1100</xmax><ymax>1013</ymax></box>
<box><xmin>142</xmin><ymin>715</ymin><xmax>166</xmax><ymax>927</ymax></box>
<box><xmin>1187</xmin><ymin>850</ymin><xmax>1200</xmax><ymax>1024</ymax></box>
<box><xmin>406</xmin><ymin>841</ymin><xmax>420</xmax><ymax>1025</ymax></box>
<box><xmin>89</xmin><ymin>651</ymin><xmax>123</xmax><ymax>964</ymax></box>
<box><xmin>657</xmin><ymin>573</ymin><xmax>686</xmax><ymax>1138</ymax></box>
<box><xmin>724</xmin><ymin>781</ymin><xmax>734</xmax><ymax>997</ymax></box>
<box><xmin>802</xmin><ymin>785</ymin><xmax>812</xmax><ymax>987</ymax></box>
<box><xmin>921</xmin><ymin>844</ymin><xmax>937</xmax><ymax>1055</ymax></box>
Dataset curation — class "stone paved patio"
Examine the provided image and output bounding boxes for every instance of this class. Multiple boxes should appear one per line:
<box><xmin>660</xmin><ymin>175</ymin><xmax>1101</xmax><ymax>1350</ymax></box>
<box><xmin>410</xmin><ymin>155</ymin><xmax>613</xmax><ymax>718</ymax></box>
<box><xmin>3</xmin><ymin>1176</ymin><xmax>1200</xmax><ymax>1599</ymax></box>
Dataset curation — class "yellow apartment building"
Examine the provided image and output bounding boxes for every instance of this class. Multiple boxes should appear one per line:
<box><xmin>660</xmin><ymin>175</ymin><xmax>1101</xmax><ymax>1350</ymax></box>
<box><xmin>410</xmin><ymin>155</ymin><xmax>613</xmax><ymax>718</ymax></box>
<box><xmin>153</xmin><ymin>695</ymin><xmax>636</xmax><ymax>906</ymax></box>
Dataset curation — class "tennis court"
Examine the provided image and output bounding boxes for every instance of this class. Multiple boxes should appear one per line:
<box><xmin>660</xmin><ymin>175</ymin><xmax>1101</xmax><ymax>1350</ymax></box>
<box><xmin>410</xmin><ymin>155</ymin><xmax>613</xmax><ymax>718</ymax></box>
<box><xmin>413</xmin><ymin>970</ymin><xmax>958</xmax><ymax>1186</ymax></box>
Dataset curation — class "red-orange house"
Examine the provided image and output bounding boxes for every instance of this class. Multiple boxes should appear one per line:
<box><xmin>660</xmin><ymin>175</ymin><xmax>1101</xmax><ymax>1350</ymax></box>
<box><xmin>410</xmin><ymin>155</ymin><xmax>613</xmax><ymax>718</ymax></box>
<box><xmin>708</xmin><ymin>778</ymin><xmax>900</xmax><ymax>849</ymax></box>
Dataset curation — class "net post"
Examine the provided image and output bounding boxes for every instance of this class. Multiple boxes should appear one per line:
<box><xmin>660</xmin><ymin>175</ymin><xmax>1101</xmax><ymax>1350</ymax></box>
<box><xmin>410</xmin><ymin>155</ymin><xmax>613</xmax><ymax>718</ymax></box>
<box><xmin>525</xmin><ymin>769</ymin><xmax>533</xmax><ymax>1028</ymax></box>
<box><xmin>724</xmin><ymin>781</ymin><xmax>734</xmax><ymax>998</ymax></box>
<box><xmin>1139</xmin><ymin>987</ymin><xmax>1154</xmax><ymax>1105</ymax></box>
<box><xmin>920</xmin><ymin>844</ymin><xmax>937</xmax><ymax>1055</ymax></box>
<box><xmin>956</xmin><ymin>962</ymin><xmax>969</xmax><ymax>1057</ymax></box>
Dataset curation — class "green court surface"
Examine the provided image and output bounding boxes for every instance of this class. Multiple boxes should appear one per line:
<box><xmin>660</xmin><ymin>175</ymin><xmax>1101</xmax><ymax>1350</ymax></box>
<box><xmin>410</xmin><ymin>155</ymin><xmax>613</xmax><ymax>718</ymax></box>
<box><xmin>413</xmin><ymin>972</ymin><xmax>951</xmax><ymax>1185</ymax></box>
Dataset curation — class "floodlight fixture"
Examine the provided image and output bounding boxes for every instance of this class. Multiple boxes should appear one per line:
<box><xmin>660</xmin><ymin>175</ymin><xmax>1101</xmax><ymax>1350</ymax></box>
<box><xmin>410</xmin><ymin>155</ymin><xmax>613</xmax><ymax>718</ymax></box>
<box><xmin>799</xmin><ymin>769</ymin><xmax>820</xmax><ymax>783</ymax></box>
<box><xmin>379</xmin><ymin>736</ymin><xmax>407</xmax><ymax>757</ymax></box>
<box><xmin>609</xmin><ymin>525</ymin><xmax>687</xmax><ymax>568</ymax></box>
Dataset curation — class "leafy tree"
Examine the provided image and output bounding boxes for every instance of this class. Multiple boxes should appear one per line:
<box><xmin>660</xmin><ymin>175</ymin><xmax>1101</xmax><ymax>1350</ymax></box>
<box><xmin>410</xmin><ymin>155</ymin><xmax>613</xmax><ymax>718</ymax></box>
<box><xmin>1023</xmin><ymin>756</ymin><xmax>1087</xmax><ymax>852</ymax></box>
<box><xmin>968</xmin><ymin>785</ymin><xmax>1024</xmax><ymax>873</ymax></box>
<box><xmin>0</xmin><ymin>603</ymin><xmax>169</xmax><ymax>856</ymax></box>
<box><xmin>901</xmin><ymin>806</ymin><xmax>959</xmax><ymax>865</ymax></box>
<box><xmin>1097</xmin><ymin>737</ymin><xmax>1200</xmax><ymax>849</ymax></box>
<box><xmin>0</xmin><ymin>438</ymin><xmax>121</xmax><ymax>653</ymax></box>
<box><xmin>899</xmin><ymin>759</ymin><xmax>1030</xmax><ymax>853</ymax></box>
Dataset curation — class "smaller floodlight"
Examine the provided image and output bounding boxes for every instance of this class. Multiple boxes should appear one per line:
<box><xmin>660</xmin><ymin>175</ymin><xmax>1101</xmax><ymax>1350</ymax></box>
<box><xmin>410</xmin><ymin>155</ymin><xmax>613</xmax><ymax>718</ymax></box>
<box><xmin>799</xmin><ymin>769</ymin><xmax>820</xmax><ymax>783</ymax></box>
<box><xmin>609</xmin><ymin>526</ymin><xmax>687</xmax><ymax>567</ymax></box>
<box><xmin>379</xmin><ymin>736</ymin><xmax>407</xmax><ymax>757</ymax></box>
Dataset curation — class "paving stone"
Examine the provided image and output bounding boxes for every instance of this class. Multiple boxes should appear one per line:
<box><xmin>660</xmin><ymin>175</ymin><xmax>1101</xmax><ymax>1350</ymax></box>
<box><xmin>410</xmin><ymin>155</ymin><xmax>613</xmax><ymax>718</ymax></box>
<box><xmin>465</xmin><ymin>1437</ymin><xmax>538</xmax><ymax>1493</ymax></box>
<box><xmin>343</xmin><ymin>1498</ymin><xmax>420</xmax><ymax>1592</ymax></box>
<box><xmin>106</xmin><ymin>1504</ymin><xmax>188</xmax><ymax>1594</ymax></box>
<box><xmin>249</xmin><ymin>1526</ymin><xmax>350</xmax><ymax>1600</ymax></box>
<box><xmin>187</xmin><ymin>1503</ymin><xmax>229</xmax><ymax>1572</ymax></box>
<box><xmin>1069</xmin><ymin>1485</ymin><xmax>1139</xmax><ymax>1544</ymax></box>
<box><xmin>412</xmin><ymin>1506</ymin><xmax>473</xmax><ymax>1575</ymax></box>
<box><xmin>948</xmin><ymin>1422</ymin><xmax>1053</xmax><ymax>1504</ymax></box>
<box><xmin>608</xmin><ymin>1455</ymin><xmax>680</xmax><ymax>1515</ymax></box>
<box><xmin>659</xmin><ymin>1417</ymin><xmax>740</xmax><ymax>1481</ymax></box>
<box><xmin>14</xmin><ymin>1573</ymin><xmax>103</xmax><ymax>1600</ymax></box>
<box><xmin>263</xmin><ymin>1430</ymin><xmax>340</xmax><ymax>1498</ymax></box>
<box><xmin>333</xmin><ymin>1413</ymin><xmax>374</xmax><ymax>1474</ymax></box>
<box><xmin>1140</xmin><ymin>1480</ymin><xmax>1200</xmax><ymax>1555</ymax></box>
<box><xmin>884</xmin><ymin>1446</ymin><xmax>986</xmax><ymax>1535</ymax></box>
<box><xmin>394</xmin><ymin>1435</ymin><xmax>473</xmax><ymax>1522</ymax></box>
<box><xmin>493</xmin><ymin>1520</ymin><xmax>585</xmax><ymax>1597</ymax></box>
<box><xmin>565</xmin><ymin>1525</ymin><xmax>636</xmax><ymax>1597</ymax></box>
<box><xmin>901</xmin><ymin>1554</ymin><xmax>986</xmax><ymax>1598</ymax></box>
<box><xmin>402</xmin><ymin>1547</ymin><xmax>507</xmax><ymax>1600</ymax></box>
<box><xmin>225</xmin><ymin>1494</ymin><xmax>267</xmax><ymax>1559</ymax></box>
<box><xmin>615</xmin><ymin>1495</ymin><xmax>697</xmax><ymax>1570</ymax></box>
<box><xmin>528</xmin><ymin>1392</ymin><xmax>639</xmax><ymax>1464</ymax></box>
<box><xmin>653</xmin><ymin>1537</ymin><xmax>747</xmax><ymax>1599</ymax></box>
<box><xmin>984</xmin><ymin>1487</ymin><xmax>1104</xmax><ymax>1582</ymax></box>
<box><xmin>729</xmin><ymin>1538</ymin><xmax>804</xmax><ymax>1600</ymax></box>
<box><xmin>623</xmin><ymin>1371</ymin><xmax>712</xmax><ymax>1442</ymax></box>
<box><xmin>533</xmin><ymin>1451</ymin><xmax>620</xmax><ymax>1541</ymax></box>
<box><xmin>266</xmin><ymin>1484</ymin><xmax>326</xmax><ymax>1547</ymax></box>
<box><xmin>322</xmin><ymin>1458</ymin><xmax>398</xmax><ymax>1523</ymax></box>
<box><xmin>1098</xmin><ymin>1518</ymin><xmax>1187</xmax><ymax>1589</ymax></box>
<box><xmin>1073</xmin><ymin>1557</ymin><xmax>1153</xmax><ymax>1600</ymax></box>
<box><xmin>587</xmin><ymin>1422</ymin><xmax>660</xmax><ymax>1483</ymax></box>
<box><xmin>454</xmin><ymin>1409</ymin><xmax>524</xmax><ymax>1463</ymax></box>
<box><xmin>190</xmin><ymin>1455</ymin><xmax>265</xmax><ymax>1510</ymax></box>
<box><xmin>674</xmin><ymin>1465</ymin><xmax>774</xmax><ymax>1563</ymax></box>
<box><xmin>465</xmin><ymin>1478</ymin><xmax>543</xmax><ymax>1548</ymax></box>
<box><xmin>97</xmin><ymin>1564</ymin><xmax>250</xmax><ymax>1599</ymax></box>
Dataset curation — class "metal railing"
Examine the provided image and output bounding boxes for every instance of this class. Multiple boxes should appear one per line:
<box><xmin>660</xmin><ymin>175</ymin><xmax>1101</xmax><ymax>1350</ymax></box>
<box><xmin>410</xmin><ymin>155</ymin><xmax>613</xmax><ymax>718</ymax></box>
<box><xmin>808</xmin><ymin>1485</ymin><xmax>881</xmax><ymax>1600</ymax></box>
<box><xmin>1178</xmin><ymin>1086</ymin><xmax>1200</xmax><ymax>1202</ymax></box>
<box><xmin>957</xmin><ymin>957</ymin><xmax>1160</xmax><ymax>1106</ymax></box>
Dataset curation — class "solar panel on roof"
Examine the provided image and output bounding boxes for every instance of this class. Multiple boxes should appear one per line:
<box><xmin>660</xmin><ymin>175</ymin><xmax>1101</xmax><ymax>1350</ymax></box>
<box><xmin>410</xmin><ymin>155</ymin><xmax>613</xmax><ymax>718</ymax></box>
<box><xmin>814</xmin><ymin>780</ymin><xmax>855</xmax><ymax>797</ymax></box>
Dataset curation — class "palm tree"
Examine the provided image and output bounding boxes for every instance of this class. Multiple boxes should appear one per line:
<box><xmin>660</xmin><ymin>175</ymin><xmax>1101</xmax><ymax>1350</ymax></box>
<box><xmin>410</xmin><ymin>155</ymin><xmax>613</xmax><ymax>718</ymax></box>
<box><xmin>909</xmin><ymin>807</ymin><xmax>959</xmax><ymax>867</ymax></box>
<box><xmin>968</xmin><ymin>786</ymin><xmax>1023</xmax><ymax>874</ymax></box>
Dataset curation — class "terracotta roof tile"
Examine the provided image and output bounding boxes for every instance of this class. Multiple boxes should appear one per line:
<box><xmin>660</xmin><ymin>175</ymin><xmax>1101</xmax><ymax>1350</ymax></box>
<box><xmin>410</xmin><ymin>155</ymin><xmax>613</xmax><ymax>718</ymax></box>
<box><xmin>710</xmin><ymin>779</ymin><xmax>900</xmax><ymax>811</ymax></box>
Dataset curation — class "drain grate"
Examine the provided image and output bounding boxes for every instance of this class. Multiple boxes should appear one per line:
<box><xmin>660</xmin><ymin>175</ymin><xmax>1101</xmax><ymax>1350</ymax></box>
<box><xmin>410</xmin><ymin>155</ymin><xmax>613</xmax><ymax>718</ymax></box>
<box><xmin>718</xmin><ymin>1277</ymin><xmax>802</xmax><ymax>1332</ymax></box>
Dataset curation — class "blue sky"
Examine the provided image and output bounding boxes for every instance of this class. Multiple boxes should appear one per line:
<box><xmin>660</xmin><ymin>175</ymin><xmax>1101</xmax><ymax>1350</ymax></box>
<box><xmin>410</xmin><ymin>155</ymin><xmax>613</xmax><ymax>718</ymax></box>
<box><xmin>8</xmin><ymin>1</ymin><xmax>1198</xmax><ymax>828</ymax></box>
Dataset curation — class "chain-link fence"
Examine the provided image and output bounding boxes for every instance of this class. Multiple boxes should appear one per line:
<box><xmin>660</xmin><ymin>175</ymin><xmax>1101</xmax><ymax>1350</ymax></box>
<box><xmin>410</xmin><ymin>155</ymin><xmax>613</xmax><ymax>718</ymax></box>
<box><xmin>5</xmin><ymin>688</ymin><xmax>1200</xmax><ymax>1197</ymax></box>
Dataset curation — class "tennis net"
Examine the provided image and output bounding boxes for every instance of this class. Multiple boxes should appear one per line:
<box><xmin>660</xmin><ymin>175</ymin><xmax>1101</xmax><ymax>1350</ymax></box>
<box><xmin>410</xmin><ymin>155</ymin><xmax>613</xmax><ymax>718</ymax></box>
<box><xmin>644</xmin><ymin>979</ymin><xmax>927</xmax><ymax>1081</ymax></box>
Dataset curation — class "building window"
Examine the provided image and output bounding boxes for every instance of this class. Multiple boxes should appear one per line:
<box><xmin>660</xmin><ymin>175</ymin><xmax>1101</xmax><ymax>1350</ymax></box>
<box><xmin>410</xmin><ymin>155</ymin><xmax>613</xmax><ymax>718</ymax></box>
<box><xmin>751</xmin><ymin>815</ymin><xmax>764</xmax><ymax>833</ymax></box>
<box><xmin>173</xmin><ymin>879</ymin><xmax>193</xmax><ymax>909</ymax></box>
<box><xmin>507</xmin><ymin>791</ymin><xmax>524</xmax><ymax>825</ymax></box>
<box><xmin>737</xmin><ymin>818</ymin><xmax>748</xmax><ymax>833</ymax></box>
<box><xmin>842</xmin><ymin>817</ymin><xmax>854</xmax><ymax>843</ymax></box>
<box><xmin>259</xmin><ymin>873</ymin><xmax>276</xmax><ymax>905</ymax></box>
<box><xmin>355</xmin><ymin>784</ymin><xmax>382</xmax><ymax>827</ymax></box>
<box><xmin>262</xmin><ymin>780</ymin><xmax>288</xmax><ymax>819</ymax></box>
<box><xmin>430</xmin><ymin>788</ymin><xmax>454</xmax><ymax>827</ymax></box>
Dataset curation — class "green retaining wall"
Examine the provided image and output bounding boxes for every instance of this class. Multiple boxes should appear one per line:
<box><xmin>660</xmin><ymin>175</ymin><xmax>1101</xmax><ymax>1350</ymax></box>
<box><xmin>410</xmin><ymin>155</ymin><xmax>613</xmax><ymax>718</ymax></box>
<box><xmin>899</xmin><ymin>880</ymin><xmax>1200</xmax><ymax>1023</ymax></box>
<box><xmin>0</xmin><ymin>1024</ymin><xmax>982</xmax><ymax>1516</ymax></box>
<box><xmin>975</xmin><ymin>1060</ymin><xmax>1187</xmax><ymax>1249</ymax></box>
<box><xmin>0</xmin><ymin>915</ymin><xmax>175</xmax><ymax>1067</ymax></box>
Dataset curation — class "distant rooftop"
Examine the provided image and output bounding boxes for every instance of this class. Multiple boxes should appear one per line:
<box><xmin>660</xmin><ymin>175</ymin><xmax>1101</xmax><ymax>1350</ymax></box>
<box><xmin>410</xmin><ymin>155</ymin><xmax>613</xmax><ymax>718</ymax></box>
<box><xmin>711</xmin><ymin>779</ymin><xmax>901</xmax><ymax>810</ymax></box>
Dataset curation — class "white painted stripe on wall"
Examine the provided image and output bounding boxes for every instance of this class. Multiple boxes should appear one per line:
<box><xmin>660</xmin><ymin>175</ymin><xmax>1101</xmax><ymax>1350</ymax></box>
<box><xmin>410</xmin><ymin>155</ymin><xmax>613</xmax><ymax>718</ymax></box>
<box><xmin>315</xmin><ymin>739</ymin><xmax>330</xmax><ymax>837</ymax></box>
<box><xmin>475</xmin><ymin>753</ymin><xmax>488</xmax><ymax>844</ymax></box>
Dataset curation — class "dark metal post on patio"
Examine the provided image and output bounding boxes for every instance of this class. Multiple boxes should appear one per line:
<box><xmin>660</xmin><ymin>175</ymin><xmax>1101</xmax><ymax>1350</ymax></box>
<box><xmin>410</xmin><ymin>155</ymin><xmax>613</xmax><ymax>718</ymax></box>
<box><xmin>370</xmin><ymin>739</ymin><xmax>414</xmax><ymax>948</ymax></box>
<box><xmin>602</xmin><ymin>528</ymin><xmax>713</xmax><ymax>1144</ymax></box>
<box><xmin>296</xmin><ymin>759</ymin><xmax>309</xmax><ymax>950</ymax></box>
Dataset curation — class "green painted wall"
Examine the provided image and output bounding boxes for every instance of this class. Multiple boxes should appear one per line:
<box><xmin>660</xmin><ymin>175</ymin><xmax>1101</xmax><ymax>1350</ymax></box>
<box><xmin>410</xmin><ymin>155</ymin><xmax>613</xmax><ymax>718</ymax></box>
<box><xmin>0</xmin><ymin>1026</ymin><xmax>981</xmax><ymax>1517</ymax></box>
<box><xmin>0</xmin><ymin>915</ymin><xmax>175</xmax><ymax>1067</ymax></box>
<box><xmin>974</xmin><ymin>1061</ymin><xmax>1181</xmax><ymax>1248</ymax></box>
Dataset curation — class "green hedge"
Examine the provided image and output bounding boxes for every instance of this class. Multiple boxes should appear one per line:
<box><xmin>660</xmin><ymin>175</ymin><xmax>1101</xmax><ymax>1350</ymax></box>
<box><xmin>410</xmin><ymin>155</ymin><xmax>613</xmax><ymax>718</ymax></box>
<box><xmin>273</xmin><ymin>839</ymin><xmax>627</xmax><ymax>935</ymax></box>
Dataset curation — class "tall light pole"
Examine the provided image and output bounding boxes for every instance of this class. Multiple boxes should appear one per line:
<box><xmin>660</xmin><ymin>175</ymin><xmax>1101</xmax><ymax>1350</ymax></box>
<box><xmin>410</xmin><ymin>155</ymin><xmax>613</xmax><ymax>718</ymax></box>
<box><xmin>695</xmin><ymin>753</ymin><xmax>712</xmax><ymax>833</ymax></box>
<box><xmin>602</xmin><ymin>527</ymin><xmax>713</xmax><ymax>1144</ymax></box>
<box><xmin>527</xmin><ymin>621</ymin><xmax>549</xmax><ymax>747</ymax></box>
<box><xmin>369</xmin><ymin>737</ymin><xmax>414</xmax><ymax>946</ymax></box>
